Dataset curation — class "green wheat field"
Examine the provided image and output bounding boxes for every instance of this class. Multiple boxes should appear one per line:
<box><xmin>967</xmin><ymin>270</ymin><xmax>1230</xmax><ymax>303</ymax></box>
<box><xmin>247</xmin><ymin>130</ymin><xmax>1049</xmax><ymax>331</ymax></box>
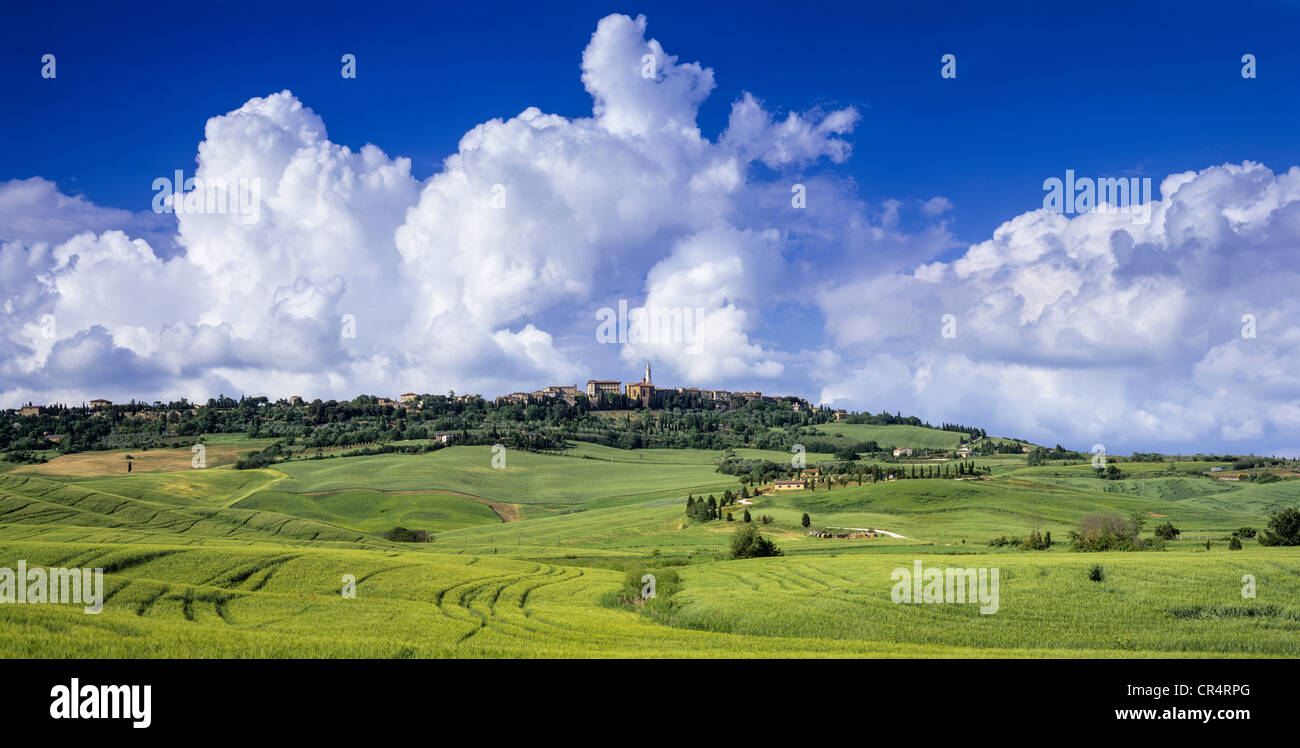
<box><xmin>1</xmin><ymin>430</ymin><xmax>1297</xmax><ymax>658</ymax></box>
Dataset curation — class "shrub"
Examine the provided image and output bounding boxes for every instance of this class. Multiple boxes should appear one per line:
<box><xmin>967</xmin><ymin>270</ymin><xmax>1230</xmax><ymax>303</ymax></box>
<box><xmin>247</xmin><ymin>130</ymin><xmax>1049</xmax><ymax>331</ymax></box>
<box><xmin>1089</xmin><ymin>564</ymin><xmax>1105</xmax><ymax>582</ymax></box>
<box><xmin>608</xmin><ymin>565</ymin><xmax>681</xmax><ymax>619</ymax></box>
<box><xmin>383</xmin><ymin>527</ymin><xmax>419</xmax><ymax>542</ymax></box>
<box><xmin>1021</xmin><ymin>530</ymin><xmax>1049</xmax><ymax>551</ymax></box>
<box><xmin>1258</xmin><ymin>508</ymin><xmax>1300</xmax><ymax>546</ymax></box>
<box><xmin>1154</xmin><ymin>521</ymin><xmax>1181</xmax><ymax>540</ymax></box>
<box><xmin>729</xmin><ymin>524</ymin><xmax>783</xmax><ymax>559</ymax></box>
<box><xmin>801</xmin><ymin>513</ymin><xmax>811</xmax><ymax>528</ymax></box>
<box><xmin>1069</xmin><ymin>512</ymin><xmax>1143</xmax><ymax>551</ymax></box>
<box><xmin>1237</xmin><ymin>527</ymin><xmax>1257</xmax><ymax>539</ymax></box>
<box><xmin>1228</xmin><ymin>535</ymin><xmax>1243</xmax><ymax>550</ymax></box>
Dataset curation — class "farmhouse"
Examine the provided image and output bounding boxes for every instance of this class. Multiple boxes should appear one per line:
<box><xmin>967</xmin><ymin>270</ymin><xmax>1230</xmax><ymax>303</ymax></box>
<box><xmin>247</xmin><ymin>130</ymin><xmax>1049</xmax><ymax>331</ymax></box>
<box><xmin>956</xmin><ymin>447</ymin><xmax>972</xmax><ymax>457</ymax></box>
<box><xmin>772</xmin><ymin>479</ymin><xmax>807</xmax><ymax>491</ymax></box>
<box><xmin>89</xmin><ymin>399</ymin><xmax>111</xmax><ymax>409</ymax></box>
<box><xmin>19</xmin><ymin>405</ymin><xmax>40</xmax><ymax>417</ymax></box>
<box><xmin>434</xmin><ymin>433</ymin><xmax>457</xmax><ymax>445</ymax></box>
<box><xmin>400</xmin><ymin>392</ymin><xmax>419</xmax><ymax>404</ymax></box>
<box><xmin>893</xmin><ymin>447</ymin><xmax>913</xmax><ymax>457</ymax></box>
<box><xmin>289</xmin><ymin>395</ymin><xmax>303</xmax><ymax>405</ymax></box>
<box><xmin>833</xmin><ymin>411</ymin><xmax>849</xmax><ymax>421</ymax></box>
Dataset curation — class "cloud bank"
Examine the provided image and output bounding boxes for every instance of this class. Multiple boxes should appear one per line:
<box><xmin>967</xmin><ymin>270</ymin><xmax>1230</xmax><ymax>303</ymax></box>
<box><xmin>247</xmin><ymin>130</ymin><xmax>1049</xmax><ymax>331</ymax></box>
<box><xmin>2</xmin><ymin>13</ymin><xmax>1298</xmax><ymax>455</ymax></box>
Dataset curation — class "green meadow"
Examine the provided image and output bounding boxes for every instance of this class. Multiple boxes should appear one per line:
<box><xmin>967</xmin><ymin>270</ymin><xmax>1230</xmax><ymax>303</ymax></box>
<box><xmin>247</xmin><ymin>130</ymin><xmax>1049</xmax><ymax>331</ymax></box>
<box><xmin>805</xmin><ymin>423</ymin><xmax>969</xmax><ymax>450</ymax></box>
<box><xmin>0</xmin><ymin>441</ymin><xmax>1297</xmax><ymax>658</ymax></box>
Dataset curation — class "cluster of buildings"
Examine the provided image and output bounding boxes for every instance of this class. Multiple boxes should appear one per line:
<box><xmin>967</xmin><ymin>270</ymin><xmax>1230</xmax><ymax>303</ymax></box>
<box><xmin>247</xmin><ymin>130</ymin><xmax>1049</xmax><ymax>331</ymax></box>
<box><xmin>497</xmin><ymin>362</ymin><xmax>805</xmax><ymax>410</ymax></box>
<box><xmin>13</xmin><ymin>362</ymin><xmax>807</xmax><ymax>419</ymax></box>
<box><xmin>11</xmin><ymin>399</ymin><xmax>113</xmax><ymax>418</ymax></box>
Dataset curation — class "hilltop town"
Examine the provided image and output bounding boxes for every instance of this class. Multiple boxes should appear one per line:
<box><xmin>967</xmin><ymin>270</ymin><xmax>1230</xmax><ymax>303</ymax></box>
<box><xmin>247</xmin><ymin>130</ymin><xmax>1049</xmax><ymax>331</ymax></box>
<box><xmin>493</xmin><ymin>363</ymin><xmax>811</xmax><ymax>411</ymax></box>
<box><xmin>5</xmin><ymin>361</ymin><xmax>811</xmax><ymax>419</ymax></box>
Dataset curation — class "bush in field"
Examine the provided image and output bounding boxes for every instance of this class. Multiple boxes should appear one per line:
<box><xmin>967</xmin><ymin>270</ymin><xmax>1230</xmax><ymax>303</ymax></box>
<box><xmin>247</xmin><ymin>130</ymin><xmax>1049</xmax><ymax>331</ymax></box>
<box><xmin>1228</xmin><ymin>535</ymin><xmax>1243</xmax><ymax>550</ymax></box>
<box><xmin>801</xmin><ymin>513</ymin><xmax>811</xmax><ymax>528</ymax></box>
<box><xmin>1237</xmin><ymin>527</ymin><xmax>1257</xmax><ymax>539</ymax></box>
<box><xmin>1021</xmin><ymin>530</ymin><xmax>1049</xmax><ymax>551</ymax></box>
<box><xmin>730</xmin><ymin>524</ymin><xmax>782</xmax><ymax>559</ymax></box>
<box><xmin>1069</xmin><ymin>512</ymin><xmax>1143</xmax><ymax>551</ymax></box>
<box><xmin>1154</xmin><ymin>521</ymin><xmax>1181</xmax><ymax>540</ymax></box>
<box><xmin>610</xmin><ymin>565</ymin><xmax>681</xmax><ymax>619</ymax></box>
<box><xmin>1088</xmin><ymin>564</ymin><xmax>1105</xmax><ymax>582</ymax></box>
<box><xmin>1095</xmin><ymin>464</ymin><xmax>1125</xmax><ymax>480</ymax></box>
<box><xmin>383</xmin><ymin>526</ymin><xmax>419</xmax><ymax>542</ymax></box>
<box><xmin>1258</xmin><ymin>507</ymin><xmax>1300</xmax><ymax>546</ymax></box>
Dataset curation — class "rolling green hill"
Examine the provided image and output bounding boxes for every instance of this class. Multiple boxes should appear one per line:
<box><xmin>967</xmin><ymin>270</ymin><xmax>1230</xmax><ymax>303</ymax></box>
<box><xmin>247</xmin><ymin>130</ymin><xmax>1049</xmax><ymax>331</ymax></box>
<box><xmin>233</xmin><ymin>489</ymin><xmax>504</xmax><ymax>533</ymax></box>
<box><xmin>800</xmin><ymin>423</ymin><xmax>967</xmax><ymax>450</ymax></box>
<box><xmin>271</xmin><ymin>446</ymin><xmax>739</xmax><ymax>505</ymax></box>
<box><xmin>0</xmin><ymin>441</ymin><xmax>1296</xmax><ymax>659</ymax></box>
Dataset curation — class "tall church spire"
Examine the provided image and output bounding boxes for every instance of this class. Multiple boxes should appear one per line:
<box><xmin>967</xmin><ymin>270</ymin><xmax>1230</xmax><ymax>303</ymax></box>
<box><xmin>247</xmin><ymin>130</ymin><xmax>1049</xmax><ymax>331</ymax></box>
<box><xmin>644</xmin><ymin>361</ymin><xmax>652</xmax><ymax>384</ymax></box>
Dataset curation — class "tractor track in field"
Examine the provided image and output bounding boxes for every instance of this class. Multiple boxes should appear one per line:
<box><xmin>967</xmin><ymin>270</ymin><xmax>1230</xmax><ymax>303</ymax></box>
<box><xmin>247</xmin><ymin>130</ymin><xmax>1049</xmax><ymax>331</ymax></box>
<box><xmin>135</xmin><ymin>584</ymin><xmax>170</xmax><ymax>616</ymax></box>
<box><xmin>798</xmin><ymin>561</ymin><xmax>857</xmax><ymax>586</ymax></box>
<box><xmin>180</xmin><ymin>587</ymin><xmax>195</xmax><ymax>621</ymax></box>
<box><xmin>776</xmin><ymin>565</ymin><xmax>831</xmax><ymax>590</ymax></box>
<box><xmin>197</xmin><ymin>553</ymin><xmax>298</xmax><ymax>589</ymax></box>
<box><xmin>433</xmin><ymin>563</ymin><xmax>581</xmax><ymax>645</ymax></box>
<box><xmin>449</xmin><ymin>576</ymin><xmax>517</xmax><ymax>644</ymax></box>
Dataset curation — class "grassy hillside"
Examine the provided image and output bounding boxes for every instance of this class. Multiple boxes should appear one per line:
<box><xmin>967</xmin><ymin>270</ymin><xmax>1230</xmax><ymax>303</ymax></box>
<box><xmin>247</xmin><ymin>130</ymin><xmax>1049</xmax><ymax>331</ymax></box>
<box><xmin>271</xmin><ymin>445</ymin><xmax>739</xmax><ymax>505</ymax></box>
<box><xmin>2</xmin><ymin>535</ymin><xmax>1293</xmax><ymax>657</ymax></box>
<box><xmin>0</xmin><ymin>474</ymin><xmax>375</xmax><ymax>547</ymax></box>
<box><xmin>13</xmin><ymin>435</ymin><xmax>274</xmax><ymax>477</ymax></box>
<box><xmin>233</xmin><ymin>489</ymin><xmax>504</xmax><ymax>533</ymax></box>
<box><xmin>0</xmin><ymin>442</ymin><xmax>1296</xmax><ymax>659</ymax></box>
<box><xmin>801</xmin><ymin>423</ymin><xmax>967</xmax><ymax>450</ymax></box>
<box><xmin>669</xmin><ymin>547</ymin><xmax>1300</xmax><ymax>655</ymax></box>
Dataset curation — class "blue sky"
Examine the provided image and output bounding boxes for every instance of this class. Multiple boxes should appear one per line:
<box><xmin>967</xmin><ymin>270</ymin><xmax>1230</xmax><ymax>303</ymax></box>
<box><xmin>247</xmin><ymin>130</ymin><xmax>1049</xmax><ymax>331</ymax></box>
<box><xmin>7</xmin><ymin>1</ymin><xmax>1299</xmax><ymax>244</ymax></box>
<box><xmin>3</xmin><ymin>1</ymin><xmax>1300</xmax><ymax>455</ymax></box>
